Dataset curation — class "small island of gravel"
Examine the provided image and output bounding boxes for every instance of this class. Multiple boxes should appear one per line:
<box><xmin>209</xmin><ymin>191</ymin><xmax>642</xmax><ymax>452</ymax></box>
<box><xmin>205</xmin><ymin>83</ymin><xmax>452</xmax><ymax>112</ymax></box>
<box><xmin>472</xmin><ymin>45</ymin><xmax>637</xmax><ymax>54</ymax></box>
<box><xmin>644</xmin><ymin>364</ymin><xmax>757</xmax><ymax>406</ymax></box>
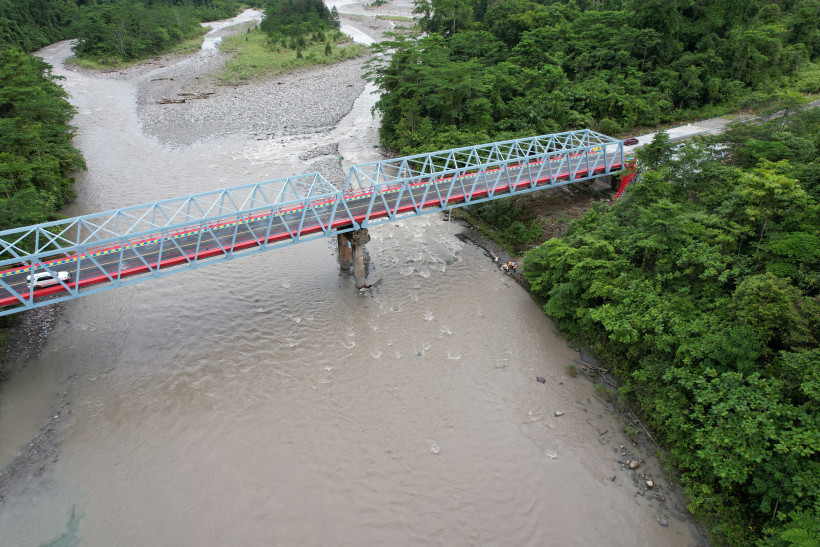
<box><xmin>130</xmin><ymin>8</ymin><xmax>401</xmax><ymax>148</ymax></box>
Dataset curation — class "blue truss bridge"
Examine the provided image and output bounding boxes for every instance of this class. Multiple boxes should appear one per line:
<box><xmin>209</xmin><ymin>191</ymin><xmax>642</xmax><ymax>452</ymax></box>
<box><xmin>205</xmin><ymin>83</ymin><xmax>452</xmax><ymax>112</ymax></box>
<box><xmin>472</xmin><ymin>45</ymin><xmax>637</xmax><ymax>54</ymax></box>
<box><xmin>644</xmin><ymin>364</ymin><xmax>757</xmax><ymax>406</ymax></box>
<box><xmin>0</xmin><ymin>129</ymin><xmax>625</xmax><ymax>315</ymax></box>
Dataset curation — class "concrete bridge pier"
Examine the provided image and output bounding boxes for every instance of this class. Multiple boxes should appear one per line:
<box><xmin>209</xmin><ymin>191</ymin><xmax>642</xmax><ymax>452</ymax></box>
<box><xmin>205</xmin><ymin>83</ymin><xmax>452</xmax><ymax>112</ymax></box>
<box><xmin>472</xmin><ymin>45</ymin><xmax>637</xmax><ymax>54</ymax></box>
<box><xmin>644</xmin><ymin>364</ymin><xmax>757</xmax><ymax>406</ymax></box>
<box><xmin>337</xmin><ymin>234</ymin><xmax>352</xmax><ymax>273</ymax></box>
<box><xmin>350</xmin><ymin>229</ymin><xmax>370</xmax><ymax>288</ymax></box>
<box><xmin>337</xmin><ymin>229</ymin><xmax>371</xmax><ymax>288</ymax></box>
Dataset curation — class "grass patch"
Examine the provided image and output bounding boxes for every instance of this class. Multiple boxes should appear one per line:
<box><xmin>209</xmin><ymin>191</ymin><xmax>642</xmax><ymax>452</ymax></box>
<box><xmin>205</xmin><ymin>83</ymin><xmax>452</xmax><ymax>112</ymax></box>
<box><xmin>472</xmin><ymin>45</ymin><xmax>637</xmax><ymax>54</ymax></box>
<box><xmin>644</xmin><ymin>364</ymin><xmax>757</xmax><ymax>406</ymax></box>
<box><xmin>168</xmin><ymin>32</ymin><xmax>209</xmax><ymax>56</ymax></box>
<box><xmin>219</xmin><ymin>28</ymin><xmax>367</xmax><ymax>84</ymax></box>
<box><xmin>375</xmin><ymin>15</ymin><xmax>414</xmax><ymax>22</ymax></box>
<box><xmin>67</xmin><ymin>55</ymin><xmax>136</xmax><ymax>71</ymax></box>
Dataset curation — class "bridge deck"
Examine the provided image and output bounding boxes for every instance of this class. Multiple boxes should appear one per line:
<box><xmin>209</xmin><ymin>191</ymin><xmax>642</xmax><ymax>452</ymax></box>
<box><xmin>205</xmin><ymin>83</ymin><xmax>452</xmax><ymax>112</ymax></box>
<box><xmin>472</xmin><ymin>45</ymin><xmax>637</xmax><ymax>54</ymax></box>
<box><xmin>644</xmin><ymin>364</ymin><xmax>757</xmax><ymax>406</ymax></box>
<box><xmin>0</xmin><ymin>130</ymin><xmax>624</xmax><ymax>314</ymax></box>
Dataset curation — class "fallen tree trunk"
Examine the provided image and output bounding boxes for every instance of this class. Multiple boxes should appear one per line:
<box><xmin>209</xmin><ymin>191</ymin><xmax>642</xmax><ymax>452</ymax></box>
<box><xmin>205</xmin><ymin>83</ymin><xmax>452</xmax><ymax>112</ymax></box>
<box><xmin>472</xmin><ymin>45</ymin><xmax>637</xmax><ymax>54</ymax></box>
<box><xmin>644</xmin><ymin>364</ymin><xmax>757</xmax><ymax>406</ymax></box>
<box><xmin>157</xmin><ymin>96</ymin><xmax>186</xmax><ymax>104</ymax></box>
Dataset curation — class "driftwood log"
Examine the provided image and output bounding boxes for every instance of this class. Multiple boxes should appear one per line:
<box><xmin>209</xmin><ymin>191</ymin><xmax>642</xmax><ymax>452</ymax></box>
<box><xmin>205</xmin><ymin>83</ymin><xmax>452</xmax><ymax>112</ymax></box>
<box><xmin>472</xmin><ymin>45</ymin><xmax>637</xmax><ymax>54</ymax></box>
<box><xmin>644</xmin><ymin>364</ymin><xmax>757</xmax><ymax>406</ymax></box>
<box><xmin>157</xmin><ymin>92</ymin><xmax>214</xmax><ymax>104</ymax></box>
<box><xmin>178</xmin><ymin>92</ymin><xmax>214</xmax><ymax>99</ymax></box>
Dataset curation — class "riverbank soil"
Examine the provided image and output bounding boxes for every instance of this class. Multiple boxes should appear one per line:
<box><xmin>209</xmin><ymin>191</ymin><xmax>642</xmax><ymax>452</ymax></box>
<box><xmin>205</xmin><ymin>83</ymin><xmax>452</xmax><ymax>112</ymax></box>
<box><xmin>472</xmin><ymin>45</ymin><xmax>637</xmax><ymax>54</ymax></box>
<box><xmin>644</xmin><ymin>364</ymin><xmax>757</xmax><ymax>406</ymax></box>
<box><xmin>2</xmin><ymin>305</ymin><xmax>62</xmax><ymax>374</ymax></box>
<box><xmin>455</xmin><ymin>179</ymin><xmax>615</xmax><ymax>281</ymax></box>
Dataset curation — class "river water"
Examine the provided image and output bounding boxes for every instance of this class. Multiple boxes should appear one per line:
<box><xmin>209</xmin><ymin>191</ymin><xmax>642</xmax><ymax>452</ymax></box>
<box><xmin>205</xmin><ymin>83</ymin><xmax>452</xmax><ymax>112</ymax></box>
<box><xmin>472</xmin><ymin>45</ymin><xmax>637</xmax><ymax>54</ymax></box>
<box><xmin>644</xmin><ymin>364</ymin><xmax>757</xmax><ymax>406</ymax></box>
<box><xmin>0</xmin><ymin>10</ymin><xmax>705</xmax><ymax>547</ymax></box>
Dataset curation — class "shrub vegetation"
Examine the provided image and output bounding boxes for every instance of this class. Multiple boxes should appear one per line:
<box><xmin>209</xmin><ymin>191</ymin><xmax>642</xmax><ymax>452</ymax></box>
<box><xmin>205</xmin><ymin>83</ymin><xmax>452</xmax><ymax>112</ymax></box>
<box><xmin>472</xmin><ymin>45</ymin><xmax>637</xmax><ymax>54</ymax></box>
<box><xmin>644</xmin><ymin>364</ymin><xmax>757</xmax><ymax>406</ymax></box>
<box><xmin>220</xmin><ymin>27</ymin><xmax>366</xmax><ymax>83</ymax></box>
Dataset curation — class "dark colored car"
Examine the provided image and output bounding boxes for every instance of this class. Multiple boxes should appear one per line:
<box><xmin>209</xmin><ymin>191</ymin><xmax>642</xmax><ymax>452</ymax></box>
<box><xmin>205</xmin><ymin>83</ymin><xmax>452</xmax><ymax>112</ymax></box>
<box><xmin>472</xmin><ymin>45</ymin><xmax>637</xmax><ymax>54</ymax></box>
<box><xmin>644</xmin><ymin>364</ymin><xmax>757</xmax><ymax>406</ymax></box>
<box><xmin>623</xmin><ymin>137</ymin><xmax>639</xmax><ymax>146</ymax></box>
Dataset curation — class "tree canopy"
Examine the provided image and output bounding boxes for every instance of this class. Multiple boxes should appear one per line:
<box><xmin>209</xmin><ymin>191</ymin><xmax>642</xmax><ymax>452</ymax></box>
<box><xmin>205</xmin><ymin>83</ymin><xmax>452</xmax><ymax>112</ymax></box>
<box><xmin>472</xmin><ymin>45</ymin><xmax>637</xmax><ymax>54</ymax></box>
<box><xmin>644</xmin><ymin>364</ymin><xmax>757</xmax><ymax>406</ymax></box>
<box><xmin>260</xmin><ymin>0</ymin><xmax>339</xmax><ymax>38</ymax></box>
<box><xmin>0</xmin><ymin>47</ymin><xmax>84</xmax><ymax>230</ymax></box>
<box><xmin>0</xmin><ymin>0</ymin><xmax>76</xmax><ymax>52</ymax></box>
<box><xmin>522</xmin><ymin>110</ymin><xmax>820</xmax><ymax>546</ymax></box>
<box><xmin>1</xmin><ymin>0</ymin><xmax>253</xmax><ymax>61</ymax></box>
<box><xmin>368</xmin><ymin>0</ymin><xmax>820</xmax><ymax>154</ymax></box>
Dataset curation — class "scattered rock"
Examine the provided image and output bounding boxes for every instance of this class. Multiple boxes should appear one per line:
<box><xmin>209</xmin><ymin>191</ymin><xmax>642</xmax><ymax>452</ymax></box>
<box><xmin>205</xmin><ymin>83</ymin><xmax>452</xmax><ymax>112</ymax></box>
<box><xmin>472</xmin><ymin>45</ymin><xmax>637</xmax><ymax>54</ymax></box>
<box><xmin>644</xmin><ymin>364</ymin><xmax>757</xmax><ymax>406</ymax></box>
<box><xmin>628</xmin><ymin>460</ymin><xmax>641</xmax><ymax>469</ymax></box>
<box><xmin>646</xmin><ymin>480</ymin><xmax>654</xmax><ymax>488</ymax></box>
<box><xmin>0</xmin><ymin>389</ymin><xmax>73</xmax><ymax>500</ymax></box>
<box><xmin>658</xmin><ymin>518</ymin><xmax>669</xmax><ymax>527</ymax></box>
<box><xmin>655</xmin><ymin>493</ymin><xmax>665</xmax><ymax>502</ymax></box>
<box><xmin>536</xmin><ymin>376</ymin><xmax>546</xmax><ymax>383</ymax></box>
<box><xmin>554</xmin><ymin>410</ymin><xmax>565</xmax><ymax>417</ymax></box>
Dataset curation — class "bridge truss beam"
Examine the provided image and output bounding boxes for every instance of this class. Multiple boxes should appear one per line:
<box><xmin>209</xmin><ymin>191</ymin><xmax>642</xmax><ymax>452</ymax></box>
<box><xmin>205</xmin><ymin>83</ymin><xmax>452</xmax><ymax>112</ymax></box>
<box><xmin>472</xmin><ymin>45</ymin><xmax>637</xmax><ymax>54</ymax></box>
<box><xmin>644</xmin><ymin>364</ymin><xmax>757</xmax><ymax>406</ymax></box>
<box><xmin>0</xmin><ymin>129</ymin><xmax>624</xmax><ymax>315</ymax></box>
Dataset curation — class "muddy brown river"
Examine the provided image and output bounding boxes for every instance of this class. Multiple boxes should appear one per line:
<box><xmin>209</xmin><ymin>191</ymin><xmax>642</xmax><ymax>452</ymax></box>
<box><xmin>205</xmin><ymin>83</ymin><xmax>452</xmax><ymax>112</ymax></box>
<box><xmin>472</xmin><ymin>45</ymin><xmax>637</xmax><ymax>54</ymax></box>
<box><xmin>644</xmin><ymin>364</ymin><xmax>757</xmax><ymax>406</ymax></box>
<box><xmin>0</xmin><ymin>10</ymin><xmax>706</xmax><ymax>546</ymax></box>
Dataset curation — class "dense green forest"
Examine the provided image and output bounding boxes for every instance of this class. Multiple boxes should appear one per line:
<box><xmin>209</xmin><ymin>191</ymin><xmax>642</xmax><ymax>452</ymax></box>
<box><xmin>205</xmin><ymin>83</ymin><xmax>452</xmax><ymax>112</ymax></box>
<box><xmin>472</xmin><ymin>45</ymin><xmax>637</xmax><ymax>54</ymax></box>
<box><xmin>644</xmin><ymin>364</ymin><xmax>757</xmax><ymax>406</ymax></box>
<box><xmin>522</xmin><ymin>111</ymin><xmax>819</xmax><ymax>545</ymax></box>
<box><xmin>368</xmin><ymin>0</ymin><xmax>820</xmax><ymax>155</ymax></box>
<box><xmin>1</xmin><ymin>0</ymin><xmax>248</xmax><ymax>61</ymax></box>
<box><xmin>0</xmin><ymin>47</ymin><xmax>84</xmax><ymax>230</ymax></box>
<box><xmin>0</xmin><ymin>0</ymin><xmax>76</xmax><ymax>51</ymax></box>
<box><xmin>260</xmin><ymin>0</ymin><xmax>339</xmax><ymax>38</ymax></box>
<box><xmin>256</xmin><ymin>0</ymin><xmax>340</xmax><ymax>58</ymax></box>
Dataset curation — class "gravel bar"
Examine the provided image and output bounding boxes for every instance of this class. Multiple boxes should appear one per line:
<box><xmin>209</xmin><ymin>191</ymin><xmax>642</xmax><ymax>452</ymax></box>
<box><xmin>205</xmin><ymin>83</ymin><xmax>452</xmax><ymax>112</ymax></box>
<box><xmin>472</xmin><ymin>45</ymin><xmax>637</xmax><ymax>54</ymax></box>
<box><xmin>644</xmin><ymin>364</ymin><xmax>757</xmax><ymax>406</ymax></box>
<box><xmin>128</xmin><ymin>9</ymin><xmax>403</xmax><ymax>147</ymax></box>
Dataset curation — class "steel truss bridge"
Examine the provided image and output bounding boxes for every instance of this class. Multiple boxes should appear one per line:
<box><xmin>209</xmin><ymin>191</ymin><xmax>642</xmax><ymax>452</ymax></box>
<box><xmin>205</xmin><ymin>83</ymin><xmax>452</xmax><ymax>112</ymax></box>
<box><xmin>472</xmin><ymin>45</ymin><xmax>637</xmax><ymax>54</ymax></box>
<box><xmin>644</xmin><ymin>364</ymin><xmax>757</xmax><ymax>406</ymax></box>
<box><xmin>0</xmin><ymin>129</ymin><xmax>625</xmax><ymax>315</ymax></box>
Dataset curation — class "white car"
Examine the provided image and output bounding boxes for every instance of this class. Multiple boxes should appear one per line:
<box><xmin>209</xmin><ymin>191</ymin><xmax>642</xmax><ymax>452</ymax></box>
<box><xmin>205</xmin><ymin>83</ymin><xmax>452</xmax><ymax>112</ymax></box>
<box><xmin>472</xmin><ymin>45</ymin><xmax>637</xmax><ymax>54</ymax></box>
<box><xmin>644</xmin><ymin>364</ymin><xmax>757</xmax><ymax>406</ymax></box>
<box><xmin>27</xmin><ymin>271</ymin><xmax>71</xmax><ymax>288</ymax></box>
